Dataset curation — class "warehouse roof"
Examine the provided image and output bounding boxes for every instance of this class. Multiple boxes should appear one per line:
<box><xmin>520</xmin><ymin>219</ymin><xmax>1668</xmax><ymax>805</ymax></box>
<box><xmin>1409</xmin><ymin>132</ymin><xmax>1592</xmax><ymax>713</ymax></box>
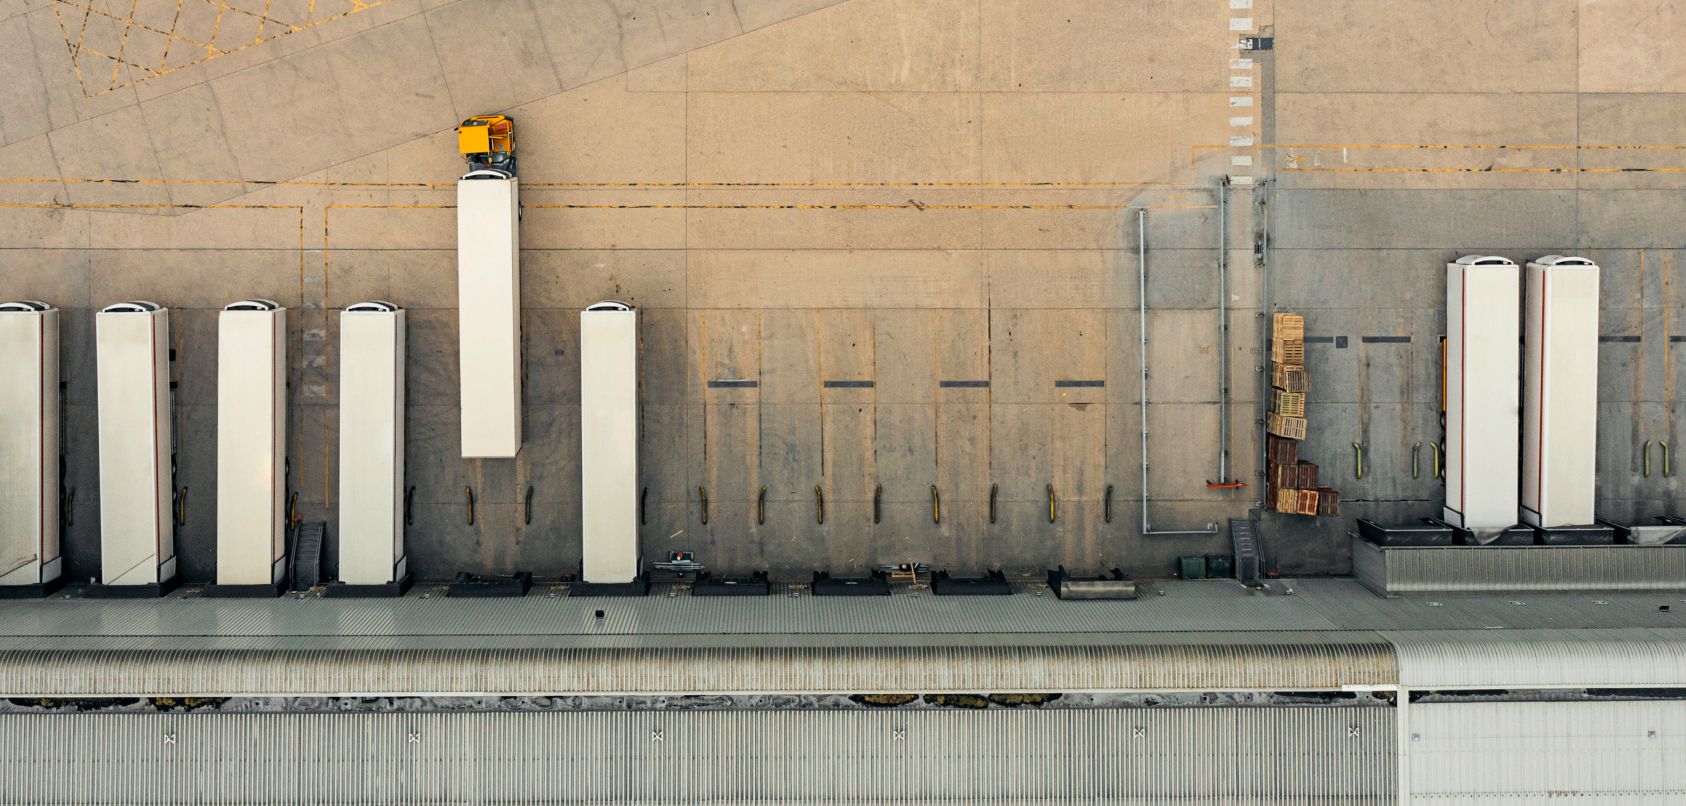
<box><xmin>3</xmin><ymin>578</ymin><xmax>1684</xmax><ymax>695</ymax></box>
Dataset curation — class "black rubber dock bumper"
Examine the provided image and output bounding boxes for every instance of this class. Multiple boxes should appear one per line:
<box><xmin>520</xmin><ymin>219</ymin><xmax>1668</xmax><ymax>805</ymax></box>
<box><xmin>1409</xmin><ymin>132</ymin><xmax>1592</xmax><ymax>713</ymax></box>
<box><xmin>1535</xmin><ymin>523</ymin><xmax>1616</xmax><ymax>545</ymax></box>
<box><xmin>447</xmin><ymin>571</ymin><xmax>533</xmax><ymax>598</ymax></box>
<box><xmin>1452</xmin><ymin>523</ymin><xmax>1536</xmax><ymax>546</ymax></box>
<box><xmin>690</xmin><ymin>572</ymin><xmax>769</xmax><ymax>597</ymax></box>
<box><xmin>1357</xmin><ymin>518</ymin><xmax>1454</xmax><ymax>547</ymax></box>
<box><xmin>84</xmin><ymin>575</ymin><xmax>182</xmax><ymax>599</ymax></box>
<box><xmin>811</xmin><ymin>571</ymin><xmax>890</xmax><ymax>596</ymax></box>
<box><xmin>569</xmin><ymin>576</ymin><xmax>652</xmax><ymax>598</ymax></box>
<box><xmin>322</xmin><ymin>575</ymin><xmax>414</xmax><ymax>598</ymax></box>
<box><xmin>1605</xmin><ymin>516</ymin><xmax>1686</xmax><ymax>545</ymax></box>
<box><xmin>0</xmin><ymin>575</ymin><xmax>69</xmax><ymax>599</ymax></box>
<box><xmin>1046</xmin><ymin>567</ymin><xmax>1137</xmax><ymax>600</ymax></box>
<box><xmin>931</xmin><ymin>570</ymin><xmax>1012</xmax><ymax>596</ymax></box>
<box><xmin>202</xmin><ymin>578</ymin><xmax>288</xmax><ymax>598</ymax></box>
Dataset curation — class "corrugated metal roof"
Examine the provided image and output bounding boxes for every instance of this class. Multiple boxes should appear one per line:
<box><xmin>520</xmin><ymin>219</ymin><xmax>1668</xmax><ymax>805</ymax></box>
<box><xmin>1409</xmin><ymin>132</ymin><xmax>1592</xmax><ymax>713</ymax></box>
<box><xmin>1353</xmin><ymin>538</ymin><xmax>1686</xmax><ymax>595</ymax></box>
<box><xmin>0</xmin><ymin>579</ymin><xmax>1343</xmax><ymax>638</ymax></box>
<box><xmin>0</xmin><ymin>628</ymin><xmax>1387</xmax><ymax>652</ymax></box>
<box><xmin>1389</xmin><ymin>627</ymin><xmax>1686</xmax><ymax>687</ymax></box>
<box><xmin>0</xmin><ymin>706</ymin><xmax>1395</xmax><ymax>803</ymax></box>
<box><xmin>1389</xmin><ymin>628</ymin><xmax>1686</xmax><ymax>689</ymax></box>
<box><xmin>0</xmin><ymin>642</ymin><xmax>1398</xmax><ymax>697</ymax></box>
<box><xmin>6</xmin><ymin>579</ymin><xmax>1686</xmax><ymax>695</ymax></box>
<box><xmin>1301</xmin><ymin>583</ymin><xmax>1686</xmax><ymax>632</ymax></box>
<box><xmin>1408</xmin><ymin>700</ymin><xmax>1686</xmax><ymax>801</ymax></box>
<box><xmin>7</xmin><ymin>578</ymin><xmax>1684</xmax><ymax>643</ymax></box>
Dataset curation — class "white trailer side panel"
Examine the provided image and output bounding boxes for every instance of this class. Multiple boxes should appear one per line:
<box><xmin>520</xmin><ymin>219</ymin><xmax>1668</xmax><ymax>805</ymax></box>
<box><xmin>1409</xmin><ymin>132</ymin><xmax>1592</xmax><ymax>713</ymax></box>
<box><xmin>0</xmin><ymin>305</ymin><xmax>59</xmax><ymax>587</ymax></box>
<box><xmin>1443</xmin><ymin>258</ymin><xmax>1520</xmax><ymax>532</ymax></box>
<box><xmin>1522</xmin><ymin>258</ymin><xmax>1600</xmax><ymax>527</ymax></box>
<box><xmin>338</xmin><ymin>305</ymin><xmax>407</xmax><ymax>585</ymax></box>
<box><xmin>456</xmin><ymin>177</ymin><xmax>521</xmax><ymax>458</ymax></box>
<box><xmin>580</xmin><ymin>305</ymin><xmax>639</xmax><ymax>583</ymax></box>
<box><xmin>215</xmin><ymin>305</ymin><xmax>287</xmax><ymax>586</ymax></box>
<box><xmin>96</xmin><ymin>305</ymin><xmax>174</xmax><ymax>586</ymax></box>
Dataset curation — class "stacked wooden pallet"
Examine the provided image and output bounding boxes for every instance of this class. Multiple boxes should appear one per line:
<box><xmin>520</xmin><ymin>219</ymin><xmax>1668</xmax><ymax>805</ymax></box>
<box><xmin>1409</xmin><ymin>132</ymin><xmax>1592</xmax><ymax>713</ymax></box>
<box><xmin>1265</xmin><ymin>313</ymin><xmax>1339</xmax><ymax>517</ymax></box>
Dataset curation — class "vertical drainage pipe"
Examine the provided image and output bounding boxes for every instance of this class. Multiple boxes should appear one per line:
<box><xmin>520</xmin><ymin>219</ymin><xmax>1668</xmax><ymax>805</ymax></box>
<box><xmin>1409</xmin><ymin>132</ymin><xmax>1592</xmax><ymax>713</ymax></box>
<box><xmin>1257</xmin><ymin>189</ymin><xmax>1273</xmax><ymax>508</ymax></box>
<box><xmin>1139</xmin><ymin>208</ymin><xmax>1219</xmax><ymax>536</ymax></box>
<box><xmin>1217</xmin><ymin>178</ymin><xmax>1231</xmax><ymax>484</ymax></box>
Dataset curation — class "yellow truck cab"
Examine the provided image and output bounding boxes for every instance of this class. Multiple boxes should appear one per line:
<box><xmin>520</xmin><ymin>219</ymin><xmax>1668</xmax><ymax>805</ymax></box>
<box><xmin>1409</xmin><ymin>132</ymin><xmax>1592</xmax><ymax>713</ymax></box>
<box><xmin>456</xmin><ymin>114</ymin><xmax>515</xmax><ymax>177</ymax></box>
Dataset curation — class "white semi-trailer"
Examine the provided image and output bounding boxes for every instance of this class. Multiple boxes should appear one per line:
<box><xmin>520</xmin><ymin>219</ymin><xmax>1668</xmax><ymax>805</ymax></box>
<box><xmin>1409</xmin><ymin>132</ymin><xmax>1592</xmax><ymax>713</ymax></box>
<box><xmin>580</xmin><ymin>301</ymin><xmax>641</xmax><ymax>586</ymax></box>
<box><xmin>94</xmin><ymin>301</ymin><xmax>177</xmax><ymax>594</ymax></box>
<box><xmin>0</xmin><ymin>301</ymin><xmax>61</xmax><ymax>596</ymax></box>
<box><xmin>209</xmin><ymin>300</ymin><xmax>288</xmax><ymax>596</ymax></box>
<box><xmin>1522</xmin><ymin>256</ymin><xmax>1601</xmax><ymax>528</ymax></box>
<box><xmin>1444</xmin><ymin>256</ymin><xmax>1521</xmax><ymax>537</ymax></box>
<box><xmin>456</xmin><ymin>114</ymin><xmax>522</xmax><ymax>458</ymax></box>
<box><xmin>333</xmin><ymin>301</ymin><xmax>410</xmax><ymax>595</ymax></box>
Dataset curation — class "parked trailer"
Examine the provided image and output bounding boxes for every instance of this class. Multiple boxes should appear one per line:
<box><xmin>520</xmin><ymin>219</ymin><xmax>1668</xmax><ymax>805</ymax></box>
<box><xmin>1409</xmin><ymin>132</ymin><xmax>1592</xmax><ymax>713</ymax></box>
<box><xmin>1443</xmin><ymin>256</ymin><xmax>1521</xmax><ymax>537</ymax></box>
<box><xmin>334</xmin><ymin>302</ymin><xmax>410</xmax><ymax>595</ymax></box>
<box><xmin>1522</xmin><ymin>256</ymin><xmax>1600</xmax><ymax>528</ymax></box>
<box><xmin>94</xmin><ymin>301</ymin><xmax>177</xmax><ymax>594</ymax></box>
<box><xmin>580</xmin><ymin>302</ymin><xmax>641</xmax><ymax>585</ymax></box>
<box><xmin>209</xmin><ymin>300</ymin><xmax>288</xmax><ymax>596</ymax></box>
<box><xmin>0</xmin><ymin>301</ymin><xmax>61</xmax><ymax>596</ymax></box>
<box><xmin>456</xmin><ymin>114</ymin><xmax>522</xmax><ymax>458</ymax></box>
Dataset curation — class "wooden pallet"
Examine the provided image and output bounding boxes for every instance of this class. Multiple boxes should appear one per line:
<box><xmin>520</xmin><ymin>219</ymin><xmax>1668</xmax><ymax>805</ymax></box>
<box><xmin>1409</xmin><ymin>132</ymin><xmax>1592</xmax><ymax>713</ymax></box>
<box><xmin>1267</xmin><ymin>434</ymin><xmax>1298</xmax><ymax>465</ymax></box>
<box><xmin>1274</xmin><ymin>487</ymin><xmax>1319</xmax><ymax>516</ymax></box>
<box><xmin>1267</xmin><ymin>411</ymin><xmax>1307</xmax><ymax>440</ymax></box>
<box><xmin>1272</xmin><ymin>312</ymin><xmax>1305</xmax><ymax>341</ymax></box>
<box><xmin>1271</xmin><ymin>363</ymin><xmax>1308</xmax><ymax>393</ymax></box>
<box><xmin>1315</xmin><ymin>487</ymin><xmax>1340</xmax><ymax>516</ymax></box>
<box><xmin>1295</xmin><ymin>460</ymin><xmax>1319</xmax><ymax>488</ymax></box>
<box><xmin>1270</xmin><ymin>338</ymin><xmax>1305</xmax><ymax>365</ymax></box>
<box><xmin>1271</xmin><ymin>390</ymin><xmax>1306</xmax><ymax>418</ymax></box>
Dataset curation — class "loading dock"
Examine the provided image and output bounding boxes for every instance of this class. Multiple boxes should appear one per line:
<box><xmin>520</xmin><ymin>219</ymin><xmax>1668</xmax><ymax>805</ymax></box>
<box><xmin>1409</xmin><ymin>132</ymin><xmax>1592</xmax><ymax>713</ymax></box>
<box><xmin>207</xmin><ymin>300</ymin><xmax>288</xmax><ymax>596</ymax></box>
<box><xmin>0</xmin><ymin>302</ymin><xmax>61</xmax><ymax>597</ymax></box>
<box><xmin>330</xmin><ymin>302</ymin><xmax>410</xmax><ymax>596</ymax></box>
<box><xmin>92</xmin><ymin>302</ymin><xmax>177</xmax><ymax>595</ymax></box>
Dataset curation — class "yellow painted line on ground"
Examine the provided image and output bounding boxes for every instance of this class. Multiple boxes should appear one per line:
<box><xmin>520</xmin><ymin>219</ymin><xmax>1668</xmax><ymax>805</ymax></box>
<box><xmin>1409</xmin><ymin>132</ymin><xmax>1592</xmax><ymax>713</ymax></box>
<box><xmin>528</xmin><ymin>181</ymin><xmax>1185</xmax><ymax>188</ymax></box>
<box><xmin>325</xmin><ymin>203</ymin><xmax>452</xmax><ymax>209</ymax></box>
<box><xmin>519</xmin><ymin>203</ymin><xmax>1217</xmax><ymax>210</ymax></box>
<box><xmin>1282</xmin><ymin>166</ymin><xmax>1686</xmax><ymax>174</ymax></box>
<box><xmin>1194</xmin><ymin>142</ymin><xmax>1686</xmax><ymax>153</ymax></box>
<box><xmin>53</xmin><ymin>0</ymin><xmax>398</xmax><ymax>96</ymax></box>
<box><xmin>0</xmin><ymin>177</ymin><xmax>452</xmax><ymax>188</ymax></box>
<box><xmin>1276</xmin><ymin>142</ymin><xmax>1686</xmax><ymax>151</ymax></box>
<box><xmin>0</xmin><ymin>201</ymin><xmax>302</xmax><ymax>209</ymax></box>
<box><xmin>0</xmin><ymin>177</ymin><xmax>1192</xmax><ymax>189</ymax></box>
<box><xmin>324</xmin><ymin>202</ymin><xmax>1217</xmax><ymax>210</ymax></box>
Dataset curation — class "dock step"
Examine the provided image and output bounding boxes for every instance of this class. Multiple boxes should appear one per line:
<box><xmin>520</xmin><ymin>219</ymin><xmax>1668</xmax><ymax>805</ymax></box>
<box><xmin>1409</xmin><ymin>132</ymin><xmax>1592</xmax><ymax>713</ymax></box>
<box><xmin>1229</xmin><ymin>519</ymin><xmax>1261</xmax><ymax>585</ymax></box>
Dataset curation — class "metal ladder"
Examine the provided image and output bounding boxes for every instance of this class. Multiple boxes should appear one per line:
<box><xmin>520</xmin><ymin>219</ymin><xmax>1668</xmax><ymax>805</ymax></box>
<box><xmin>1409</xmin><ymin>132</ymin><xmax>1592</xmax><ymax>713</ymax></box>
<box><xmin>1228</xmin><ymin>519</ymin><xmax>1262</xmax><ymax>586</ymax></box>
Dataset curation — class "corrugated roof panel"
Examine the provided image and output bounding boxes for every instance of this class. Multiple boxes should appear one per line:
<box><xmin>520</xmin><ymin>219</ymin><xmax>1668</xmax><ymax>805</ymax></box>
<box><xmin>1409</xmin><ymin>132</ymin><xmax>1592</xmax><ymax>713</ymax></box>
<box><xmin>1354</xmin><ymin>538</ymin><xmax>1686</xmax><ymax>595</ymax></box>
<box><xmin>0</xmin><ymin>642</ymin><xmax>1399</xmax><ymax>697</ymax></box>
<box><xmin>1390</xmin><ymin>628</ymin><xmax>1686</xmax><ymax>689</ymax></box>
<box><xmin>0</xmin><ymin>706</ymin><xmax>1395</xmax><ymax>803</ymax></box>
<box><xmin>0</xmin><ymin>580</ymin><xmax>1342</xmax><ymax>638</ymax></box>
<box><xmin>10</xmin><ymin>580</ymin><xmax>1685</xmax><ymax>644</ymax></box>
<box><xmin>1409</xmin><ymin>700</ymin><xmax>1686</xmax><ymax>801</ymax></box>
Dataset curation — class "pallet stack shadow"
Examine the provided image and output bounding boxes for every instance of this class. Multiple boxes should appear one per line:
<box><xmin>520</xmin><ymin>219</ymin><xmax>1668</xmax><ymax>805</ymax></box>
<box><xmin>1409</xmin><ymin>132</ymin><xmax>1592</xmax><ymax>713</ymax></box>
<box><xmin>1265</xmin><ymin>313</ymin><xmax>1338</xmax><ymax>517</ymax></box>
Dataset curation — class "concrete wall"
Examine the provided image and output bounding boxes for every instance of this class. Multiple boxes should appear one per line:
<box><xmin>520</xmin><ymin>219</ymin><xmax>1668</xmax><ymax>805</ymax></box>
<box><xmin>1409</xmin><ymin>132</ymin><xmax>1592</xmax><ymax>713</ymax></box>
<box><xmin>0</xmin><ymin>0</ymin><xmax>1680</xmax><ymax>582</ymax></box>
<box><xmin>1266</xmin><ymin>0</ymin><xmax>1686</xmax><ymax>570</ymax></box>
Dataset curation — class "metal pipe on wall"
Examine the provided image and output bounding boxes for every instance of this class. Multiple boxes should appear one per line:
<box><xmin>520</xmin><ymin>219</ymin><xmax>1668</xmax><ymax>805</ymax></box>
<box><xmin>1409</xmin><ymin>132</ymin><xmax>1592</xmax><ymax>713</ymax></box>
<box><xmin>1256</xmin><ymin>188</ymin><xmax>1272</xmax><ymax>509</ymax></box>
<box><xmin>1217</xmin><ymin>178</ymin><xmax>1231</xmax><ymax>484</ymax></box>
<box><xmin>1138</xmin><ymin>209</ymin><xmax>1220</xmax><ymax>537</ymax></box>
